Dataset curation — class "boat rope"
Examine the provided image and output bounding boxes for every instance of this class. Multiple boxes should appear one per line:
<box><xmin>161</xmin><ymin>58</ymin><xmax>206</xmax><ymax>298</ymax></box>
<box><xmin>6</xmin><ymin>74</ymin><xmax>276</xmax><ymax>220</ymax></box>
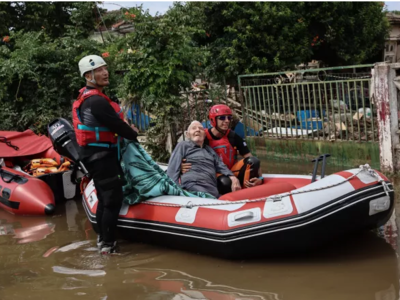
<box><xmin>142</xmin><ymin>164</ymin><xmax>393</xmax><ymax>209</ymax></box>
<box><xmin>359</xmin><ymin>164</ymin><xmax>391</xmax><ymax>197</ymax></box>
<box><xmin>0</xmin><ymin>136</ymin><xmax>19</xmax><ymax>151</ymax></box>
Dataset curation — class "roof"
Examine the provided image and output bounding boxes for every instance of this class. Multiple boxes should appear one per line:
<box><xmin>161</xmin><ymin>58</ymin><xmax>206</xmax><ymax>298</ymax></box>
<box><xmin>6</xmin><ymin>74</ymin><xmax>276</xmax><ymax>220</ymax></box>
<box><xmin>387</xmin><ymin>13</ymin><xmax>400</xmax><ymax>25</ymax></box>
<box><xmin>95</xmin><ymin>17</ymin><xmax>134</xmax><ymax>33</ymax></box>
<box><xmin>112</xmin><ymin>20</ymin><xmax>125</xmax><ymax>29</ymax></box>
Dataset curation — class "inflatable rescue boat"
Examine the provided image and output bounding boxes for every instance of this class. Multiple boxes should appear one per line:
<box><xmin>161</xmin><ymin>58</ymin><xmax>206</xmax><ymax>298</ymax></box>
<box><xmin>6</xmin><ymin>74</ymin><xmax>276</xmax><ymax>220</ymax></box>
<box><xmin>0</xmin><ymin>166</ymin><xmax>55</xmax><ymax>215</ymax></box>
<box><xmin>0</xmin><ymin>121</ymin><xmax>86</xmax><ymax>210</ymax></box>
<box><xmin>82</xmin><ymin>165</ymin><xmax>394</xmax><ymax>258</ymax></box>
<box><xmin>45</xmin><ymin>117</ymin><xmax>394</xmax><ymax>258</ymax></box>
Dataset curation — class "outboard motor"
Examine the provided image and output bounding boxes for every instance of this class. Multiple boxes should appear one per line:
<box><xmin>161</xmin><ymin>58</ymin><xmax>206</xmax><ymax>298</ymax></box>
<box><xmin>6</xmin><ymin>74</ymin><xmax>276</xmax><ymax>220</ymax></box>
<box><xmin>47</xmin><ymin>118</ymin><xmax>88</xmax><ymax>174</ymax></box>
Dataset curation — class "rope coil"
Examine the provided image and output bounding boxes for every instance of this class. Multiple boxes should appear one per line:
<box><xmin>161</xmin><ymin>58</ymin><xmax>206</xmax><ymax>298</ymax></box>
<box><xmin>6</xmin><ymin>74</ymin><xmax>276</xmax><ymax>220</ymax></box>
<box><xmin>142</xmin><ymin>164</ymin><xmax>393</xmax><ymax>209</ymax></box>
<box><xmin>0</xmin><ymin>136</ymin><xmax>19</xmax><ymax>151</ymax></box>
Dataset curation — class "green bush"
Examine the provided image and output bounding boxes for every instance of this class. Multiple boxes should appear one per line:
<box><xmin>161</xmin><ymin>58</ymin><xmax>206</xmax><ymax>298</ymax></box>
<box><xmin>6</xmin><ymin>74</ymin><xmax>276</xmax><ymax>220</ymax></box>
<box><xmin>104</xmin><ymin>5</ymin><xmax>209</xmax><ymax>162</ymax></box>
<box><xmin>0</xmin><ymin>30</ymin><xmax>103</xmax><ymax>132</ymax></box>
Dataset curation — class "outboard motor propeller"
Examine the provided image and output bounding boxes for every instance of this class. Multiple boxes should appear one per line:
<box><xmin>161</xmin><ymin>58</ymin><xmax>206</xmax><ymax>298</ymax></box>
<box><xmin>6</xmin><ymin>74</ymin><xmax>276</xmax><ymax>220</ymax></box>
<box><xmin>47</xmin><ymin>118</ymin><xmax>88</xmax><ymax>175</ymax></box>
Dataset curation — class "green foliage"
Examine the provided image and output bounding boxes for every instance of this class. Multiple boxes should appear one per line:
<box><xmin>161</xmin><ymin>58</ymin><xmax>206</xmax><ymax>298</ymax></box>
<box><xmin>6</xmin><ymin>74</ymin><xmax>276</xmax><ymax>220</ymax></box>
<box><xmin>180</xmin><ymin>2</ymin><xmax>389</xmax><ymax>81</ymax></box>
<box><xmin>303</xmin><ymin>2</ymin><xmax>389</xmax><ymax>65</ymax></box>
<box><xmin>204</xmin><ymin>2</ymin><xmax>310</xmax><ymax>78</ymax></box>
<box><xmin>0</xmin><ymin>2</ymin><xmax>99</xmax><ymax>38</ymax></box>
<box><xmin>0</xmin><ymin>2</ymin><xmax>108</xmax><ymax>133</ymax></box>
<box><xmin>105</xmin><ymin>5</ymin><xmax>208</xmax><ymax>162</ymax></box>
<box><xmin>0</xmin><ymin>30</ymin><xmax>102</xmax><ymax>132</ymax></box>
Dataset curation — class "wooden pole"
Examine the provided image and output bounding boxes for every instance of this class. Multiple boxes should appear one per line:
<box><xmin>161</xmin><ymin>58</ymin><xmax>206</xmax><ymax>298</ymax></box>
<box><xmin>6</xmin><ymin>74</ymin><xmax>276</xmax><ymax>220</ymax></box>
<box><xmin>374</xmin><ymin>62</ymin><xmax>399</xmax><ymax>173</ymax></box>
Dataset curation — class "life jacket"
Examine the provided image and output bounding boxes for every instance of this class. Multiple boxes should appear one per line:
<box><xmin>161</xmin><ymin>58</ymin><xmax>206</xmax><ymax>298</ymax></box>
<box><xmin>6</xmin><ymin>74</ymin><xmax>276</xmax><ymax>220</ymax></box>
<box><xmin>205</xmin><ymin>129</ymin><xmax>237</xmax><ymax>169</ymax></box>
<box><xmin>72</xmin><ymin>87</ymin><xmax>124</xmax><ymax>148</ymax></box>
<box><xmin>27</xmin><ymin>158</ymin><xmax>72</xmax><ymax>177</ymax></box>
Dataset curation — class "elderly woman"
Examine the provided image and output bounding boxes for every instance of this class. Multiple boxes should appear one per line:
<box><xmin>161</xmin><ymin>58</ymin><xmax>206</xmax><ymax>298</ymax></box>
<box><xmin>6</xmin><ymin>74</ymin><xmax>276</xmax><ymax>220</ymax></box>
<box><xmin>167</xmin><ymin>121</ymin><xmax>241</xmax><ymax>198</ymax></box>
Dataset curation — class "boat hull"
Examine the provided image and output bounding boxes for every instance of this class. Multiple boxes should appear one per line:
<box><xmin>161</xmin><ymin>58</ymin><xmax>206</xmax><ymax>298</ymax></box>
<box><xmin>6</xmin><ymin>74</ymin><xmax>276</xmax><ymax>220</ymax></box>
<box><xmin>82</xmin><ymin>169</ymin><xmax>394</xmax><ymax>258</ymax></box>
<box><xmin>0</xmin><ymin>167</ymin><xmax>56</xmax><ymax>216</ymax></box>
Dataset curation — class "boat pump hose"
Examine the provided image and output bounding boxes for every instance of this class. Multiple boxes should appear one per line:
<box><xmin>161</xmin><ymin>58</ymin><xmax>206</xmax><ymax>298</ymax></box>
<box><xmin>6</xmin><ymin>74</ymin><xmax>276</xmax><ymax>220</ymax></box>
<box><xmin>0</xmin><ymin>136</ymin><xmax>19</xmax><ymax>151</ymax></box>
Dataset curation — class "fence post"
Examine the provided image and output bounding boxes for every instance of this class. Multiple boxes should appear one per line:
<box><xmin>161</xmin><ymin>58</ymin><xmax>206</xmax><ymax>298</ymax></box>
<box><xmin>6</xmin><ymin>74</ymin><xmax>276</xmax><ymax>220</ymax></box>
<box><xmin>373</xmin><ymin>62</ymin><xmax>399</xmax><ymax>173</ymax></box>
<box><xmin>238</xmin><ymin>76</ymin><xmax>247</xmax><ymax>139</ymax></box>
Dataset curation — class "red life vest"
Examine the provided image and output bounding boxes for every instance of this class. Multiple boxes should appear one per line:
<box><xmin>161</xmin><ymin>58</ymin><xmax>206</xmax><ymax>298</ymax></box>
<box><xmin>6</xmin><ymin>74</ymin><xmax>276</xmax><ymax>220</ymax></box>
<box><xmin>205</xmin><ymin>129</ymin><xmax>237</xmax><ymax>169</ymax></box>
<box><xmin>72</xmin><ymin>87</ymin><xmax>124</xmax><ymax>148</ymax></box>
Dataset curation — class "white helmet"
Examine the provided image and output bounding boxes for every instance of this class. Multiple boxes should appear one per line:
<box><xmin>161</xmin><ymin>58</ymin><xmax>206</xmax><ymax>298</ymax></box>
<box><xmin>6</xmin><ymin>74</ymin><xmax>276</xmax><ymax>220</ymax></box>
<box><xmin>78</xmin><ymin>55</ymin><xmax>107</xmax><ymax>77</ymax></box>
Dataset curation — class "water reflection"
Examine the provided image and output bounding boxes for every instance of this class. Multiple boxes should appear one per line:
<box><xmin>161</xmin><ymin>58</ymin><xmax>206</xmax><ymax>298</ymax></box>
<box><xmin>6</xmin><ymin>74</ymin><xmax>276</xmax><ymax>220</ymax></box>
<box><xmin>378</xmin><ymin>213</ymin><xmax>398</xmax><ymax>250</ymax></box>
<box><xmin>65</xmin><ymin>200</ymin><xmax>79</xmax><ymax>232</ymax></box>
<box><xmin>41</xmin><ymin>227</ymin><xmax>399</xmax><ymax>300</ymax></box>
<box><xmin>0</xmin><ymin>210</ymin><xmax>55</xmax><ymax>244</ymax></box>
<box><xmin>53</xmin><ymin>266</ymin><xmax>106</xmax><ymax>277</ymax></box>
<box><xmin>123</xmin><ymin>268</ymin><xmax>278</xmax><ymax>300</ymax></box>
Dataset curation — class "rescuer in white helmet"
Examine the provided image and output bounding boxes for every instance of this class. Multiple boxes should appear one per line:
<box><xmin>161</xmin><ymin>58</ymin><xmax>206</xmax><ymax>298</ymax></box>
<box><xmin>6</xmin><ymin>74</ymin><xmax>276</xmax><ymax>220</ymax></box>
<box><xmin>72</xmin><ymin>54</ymin><xmax>139</xmax><ymax>255</ymax></box>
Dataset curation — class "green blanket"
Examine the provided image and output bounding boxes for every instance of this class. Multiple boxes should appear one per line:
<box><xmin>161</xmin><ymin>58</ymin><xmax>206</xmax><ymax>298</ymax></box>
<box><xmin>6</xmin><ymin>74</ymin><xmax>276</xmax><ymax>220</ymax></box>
<box><xmin>121</xmin><ymin>140</ymin><xmax>216</xmax><ymax>205</ymax></box>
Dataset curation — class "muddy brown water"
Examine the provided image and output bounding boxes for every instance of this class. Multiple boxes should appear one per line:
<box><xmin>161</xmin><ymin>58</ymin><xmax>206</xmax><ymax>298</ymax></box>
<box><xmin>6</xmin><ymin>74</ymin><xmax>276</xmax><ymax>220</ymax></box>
<box><xmin>0</xmin><ymin>160</ymin><xmax>399</xmax><ymax>300</ymax></box>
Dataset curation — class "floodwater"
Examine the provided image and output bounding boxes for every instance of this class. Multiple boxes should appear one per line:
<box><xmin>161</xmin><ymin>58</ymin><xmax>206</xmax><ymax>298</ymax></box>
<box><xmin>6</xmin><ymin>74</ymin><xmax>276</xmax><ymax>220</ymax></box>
<box><xmin>0</xmin><ymin>161</ymin><xmax>399</xmax><ymax>300</ymax></box>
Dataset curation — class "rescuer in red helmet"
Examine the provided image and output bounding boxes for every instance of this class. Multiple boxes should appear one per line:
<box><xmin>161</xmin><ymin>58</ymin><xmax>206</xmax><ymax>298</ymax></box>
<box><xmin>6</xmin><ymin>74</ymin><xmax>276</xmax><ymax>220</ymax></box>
<box><xmin>181</xmin><ymin>104</ymin><xmax>263</xmax><ymax>195</ymax></box>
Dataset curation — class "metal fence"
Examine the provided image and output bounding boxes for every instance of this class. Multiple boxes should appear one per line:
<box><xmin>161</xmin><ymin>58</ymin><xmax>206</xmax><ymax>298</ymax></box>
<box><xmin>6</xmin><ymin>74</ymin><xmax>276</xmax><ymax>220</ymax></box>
<box><xmin>238</xmin><ymin>64</ymin><xmax>377</xmax><ymax>142</ymax></box>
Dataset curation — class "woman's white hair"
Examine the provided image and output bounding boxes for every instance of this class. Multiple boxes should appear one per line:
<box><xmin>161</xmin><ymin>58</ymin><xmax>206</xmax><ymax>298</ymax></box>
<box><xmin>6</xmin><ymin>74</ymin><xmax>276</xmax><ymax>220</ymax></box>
<box><xmin>185</xmin><ymin>120</ymin><xmax>203</xmax><ymax>139</ymax></box>
<box><xmin>187</xmin><ymin>120</ymin><xmax>202</xmax><ymax>131</ymax></box>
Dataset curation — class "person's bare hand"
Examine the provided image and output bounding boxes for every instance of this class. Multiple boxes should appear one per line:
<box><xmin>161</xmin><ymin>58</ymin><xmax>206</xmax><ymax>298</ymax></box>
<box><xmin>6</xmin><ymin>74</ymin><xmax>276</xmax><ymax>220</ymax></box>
<box><xmin>244</xmin><ymin>177</ymin><xmax>262</xmax><ymax>188</ymax></box>
<box><xmin>230</xmin><ymin>176</ymin><xmax>241</xmax><ymax>192</ymax></box>
<box><xmin>131</xmin><ymin>124</ymin><xmax>139</xmax><ymax>133</ymax></box>
<box><xmin>181</xmin><ymin>159</ymin><xmax>192</xmax><ymax>174</ymax></box>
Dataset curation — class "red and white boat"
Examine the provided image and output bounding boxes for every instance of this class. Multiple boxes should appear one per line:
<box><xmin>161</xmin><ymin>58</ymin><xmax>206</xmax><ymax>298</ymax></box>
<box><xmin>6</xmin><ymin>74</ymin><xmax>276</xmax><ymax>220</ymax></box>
<box><xmin>0</xmin><ymin>129</ymin><xmax>62</xmax><ymax>166</ymax></box>
<box><xmin>0</xmin><ymin>126</ymin><xmax>81</xmax><ymax>212</ymax></box>
<box><xmin>42</xmin><ymin>118</ymin><xmax>394</xmax><ymax>257</ymax></box>
<box><xmin>82</xmin><ymin>165</ymin><xmax>394</xmax><ymax>258</ymax></box>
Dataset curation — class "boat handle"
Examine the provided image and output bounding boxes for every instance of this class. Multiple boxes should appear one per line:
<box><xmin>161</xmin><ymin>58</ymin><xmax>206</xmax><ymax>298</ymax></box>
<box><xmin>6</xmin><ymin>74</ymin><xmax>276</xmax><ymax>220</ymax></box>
<box><xmin>234</xmin><ymin>211</ymin><xmax>254</xmax><ymax>221</ymax></box>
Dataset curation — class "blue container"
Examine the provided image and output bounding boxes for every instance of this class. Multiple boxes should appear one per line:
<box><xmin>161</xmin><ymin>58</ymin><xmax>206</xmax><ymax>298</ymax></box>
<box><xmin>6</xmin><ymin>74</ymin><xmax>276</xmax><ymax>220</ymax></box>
<box><xmin>234</xmin><ymin>121</ymin><xmax>261</xmax><ymax>137</ymax></box>
<box><xmin>296</xmin><ymin>110</ymin><xmax>325</xmax><ymax>130</ymax></box>
<box><xmin>201</xmin><ymin>121</ymin><xmax>261</xmax><ymax>139</ymax></box>
<box><xmin>296</xmin><ymin>109</ymin><xmax>325</xmax><ymax>121</ymax></box>
<box><xmin>301</xmin><ymin>121</ymin><xmax>323</xmax><ymax>130</ymax></box>
<box><xmin>126</xmin><ymin>104</ymin><xmax>152</xmax><ymax>130</ymax></box>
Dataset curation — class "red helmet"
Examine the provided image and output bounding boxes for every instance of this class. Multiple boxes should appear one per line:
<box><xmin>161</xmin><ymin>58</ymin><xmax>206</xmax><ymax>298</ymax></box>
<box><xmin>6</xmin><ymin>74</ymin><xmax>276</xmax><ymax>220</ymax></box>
<box><xmin>208</xmin><ymin>104</ymin><xmax>232</xmax><ymax>127</ymax></box>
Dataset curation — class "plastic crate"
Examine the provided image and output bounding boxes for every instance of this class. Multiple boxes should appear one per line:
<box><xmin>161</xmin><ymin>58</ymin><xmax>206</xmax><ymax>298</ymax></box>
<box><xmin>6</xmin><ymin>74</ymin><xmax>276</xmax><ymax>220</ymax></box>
<box><xmin>296</xmin><ymin>110</ymin><xmax>325</xmax><ymax>130</ymax></box>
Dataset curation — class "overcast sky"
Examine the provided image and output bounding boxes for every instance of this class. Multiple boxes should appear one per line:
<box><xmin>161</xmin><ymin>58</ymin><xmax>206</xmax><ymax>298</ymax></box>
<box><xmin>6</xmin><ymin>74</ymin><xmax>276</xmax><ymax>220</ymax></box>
<box><xmin>100</xmin><ymin>1</ymin><xmax>173</xmax><ymax>15</ymax></box>
<box><xmin>100</xmin><ymin>1</ymin><xmax>400</xmax><ymax>15</ymax></box>
<box><xmin>387</xmin><ymin>1</ymin><xmax>400</xmax><ymax>10</ymax></box>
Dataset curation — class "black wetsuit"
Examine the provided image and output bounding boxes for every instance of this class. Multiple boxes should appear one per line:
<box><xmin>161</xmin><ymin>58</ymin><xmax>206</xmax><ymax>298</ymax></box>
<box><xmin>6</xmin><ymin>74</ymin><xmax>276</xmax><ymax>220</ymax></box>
<box><xmin>78</xmin><ymin>86</ymin><xmax>138</xmax><ymax>247</ymax></box>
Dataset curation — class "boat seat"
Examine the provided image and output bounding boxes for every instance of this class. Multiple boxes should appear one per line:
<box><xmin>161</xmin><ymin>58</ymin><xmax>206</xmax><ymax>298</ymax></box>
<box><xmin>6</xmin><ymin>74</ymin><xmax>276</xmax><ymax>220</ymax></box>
<box><xmin>218</xmin><ymin>182</ymin><xmax>297</xmax><ymax>201</ymax></box>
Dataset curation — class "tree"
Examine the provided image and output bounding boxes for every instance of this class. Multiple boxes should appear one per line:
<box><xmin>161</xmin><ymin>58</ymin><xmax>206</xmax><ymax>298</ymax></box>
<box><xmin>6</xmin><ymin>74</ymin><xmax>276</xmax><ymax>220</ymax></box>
<box><xmin>179</xmin><ymin>2</ymin><xmax>389</xmax><ymax>82</ymax></box>
<box><xmin>104</xmin><ymin>5</ymin><xmax>208</xmax><ymax>161</ymax></box>
<box><xmin>0</xmin><ymin>2</ymin><xmax>112</xmax><ymax>133</ymax></box>
<box><xmin>303</xmin><ymin>2</ymin><xmax>389</xmax><ymax>66</ymax></box>
<box><xmin>0</xmin><ymin>2</ymin><xmax>100</xmax><ymax>38</ymax></box>
<box><xmin>0</xmin><ymin>30</ymin><xmax>103</xmax><ymax>132</ymax></box>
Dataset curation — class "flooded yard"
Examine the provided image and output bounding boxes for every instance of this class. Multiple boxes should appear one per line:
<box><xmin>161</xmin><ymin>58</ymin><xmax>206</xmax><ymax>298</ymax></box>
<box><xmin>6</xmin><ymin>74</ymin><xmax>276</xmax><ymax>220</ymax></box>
<box><xmin>0</xmin><ymin>160</ymin><xmax>399</xmax><ymax>300</ymax></box>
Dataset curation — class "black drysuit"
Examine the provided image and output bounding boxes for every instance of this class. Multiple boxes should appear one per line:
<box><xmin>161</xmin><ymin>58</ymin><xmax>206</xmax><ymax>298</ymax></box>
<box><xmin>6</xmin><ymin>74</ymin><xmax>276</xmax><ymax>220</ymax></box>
<box><xmin>78</xmin><ymin>86</ymin><xmax>137</xmax><ymax>246</ymax></box>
